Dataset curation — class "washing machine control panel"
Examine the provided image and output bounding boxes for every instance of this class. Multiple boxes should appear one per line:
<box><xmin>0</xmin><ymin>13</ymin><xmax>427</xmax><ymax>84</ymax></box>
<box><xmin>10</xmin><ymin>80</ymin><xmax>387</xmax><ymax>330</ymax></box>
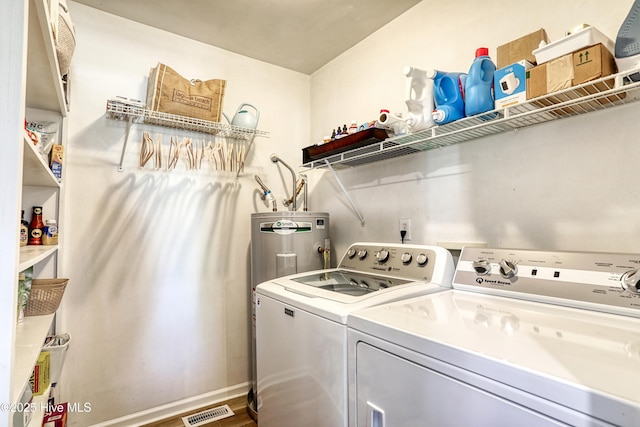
<box><xmin>339</xmin><ymin>243</ymin><xmax>450</xmax><ymax>282</ymax></box>
<box><xmin>454</xmin><ymin>247</ymin><xmax>640</xmax><ymax>318</ymax></box>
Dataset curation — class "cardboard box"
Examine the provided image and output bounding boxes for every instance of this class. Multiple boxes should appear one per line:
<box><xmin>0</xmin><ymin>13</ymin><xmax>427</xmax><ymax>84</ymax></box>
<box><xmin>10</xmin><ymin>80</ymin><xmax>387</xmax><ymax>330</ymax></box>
<box><xmin>494</xmin><ymin>60</ymin><xmax>533</xmax><ymax>108</ymax></box>
<box><xmin>50</xmin><ymin>144</ymin><xmax>63</xmax><ymax>182</ymax></box>
<box><xmin>572</xmin><ymin>43</ymin><xmax>616</xmax><ymax>85</ymax></box>
<box><xmin>526</xmin><ymin>43</ymin><xmax>621</xmax><ymax>116</ymax></box>
<box><xmin>30</xmin><ymin>351</ymin><xmax>50</xmax><ymax>396</ymax></box>
<box><xmin>526</xmin><ymin>63</ymin><xmax>547</xmax><ymax>99</ymax></box>
<box><xmin>497</xmin><ymin>29</ymin><xmax>549</xmax><ymax>69</ymax></box>
<box><xmin>43</xmin><ymin>402</ymin><xmax>68</xmax><ymax>427</ymax></box>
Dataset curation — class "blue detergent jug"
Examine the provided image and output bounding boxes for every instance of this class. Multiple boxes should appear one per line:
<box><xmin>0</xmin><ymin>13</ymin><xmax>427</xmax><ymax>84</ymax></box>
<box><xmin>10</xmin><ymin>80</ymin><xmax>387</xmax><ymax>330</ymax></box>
<box><xmin>432</xmin><ymin>71</ymin><xmax>467</xmax><ymax>125</ymax></box>
<box><xmin>465</xmin><ymin>47</ymin><xmax>496</xmax><ymax>117</ymax></box>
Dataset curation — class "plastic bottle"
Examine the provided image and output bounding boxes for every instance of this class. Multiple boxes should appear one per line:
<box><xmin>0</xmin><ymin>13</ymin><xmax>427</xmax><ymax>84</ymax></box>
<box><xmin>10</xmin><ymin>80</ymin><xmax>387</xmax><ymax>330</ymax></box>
<box><xmin>404</xmin><ymin>66</ymin><xmax>436</xmax><ymax>131</ymax></box>
<box><xmin>28</xmin><ymin>206</ymin><xmax>44</xmax><ymax>245</ymax></box>
<box><xmin>43</xmin><ymin>219</ymin><xmax>58</xmax><ymax>245</ymax></box>
<box><xmin>432</xmin><ymin>71</ymin><xmax>467</xmax><ymax>125</ymax></box>
<box><xmin>464</xmin><ymin>47</ymin><xmax>496</xmax><ymax>117</ymax></box>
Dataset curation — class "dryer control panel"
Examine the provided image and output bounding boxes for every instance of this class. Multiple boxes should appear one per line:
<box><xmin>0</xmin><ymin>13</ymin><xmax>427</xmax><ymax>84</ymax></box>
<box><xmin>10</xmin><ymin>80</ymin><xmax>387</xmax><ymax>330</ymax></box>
<box><xmin>338</xmin><ymin>242</ymin><xmax>453</xmax><ymax>284</ymax></box>
<box><xmin>454</xmin><ymin>247</ymin><xmax>640</xmax><ymax>318</ymax></box>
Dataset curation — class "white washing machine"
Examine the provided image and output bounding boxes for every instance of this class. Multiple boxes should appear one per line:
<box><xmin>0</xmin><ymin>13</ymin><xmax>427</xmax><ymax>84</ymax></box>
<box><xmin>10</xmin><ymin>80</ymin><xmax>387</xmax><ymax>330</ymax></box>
<box><xmin>256</xmin><ymin>242</ymin><xmax>455</xmax><ymax>427</ymax></box>
<box><xmin>348</xmin><ymin>247</ymin><xmax>640</xmax><ymax>427</ymax></box>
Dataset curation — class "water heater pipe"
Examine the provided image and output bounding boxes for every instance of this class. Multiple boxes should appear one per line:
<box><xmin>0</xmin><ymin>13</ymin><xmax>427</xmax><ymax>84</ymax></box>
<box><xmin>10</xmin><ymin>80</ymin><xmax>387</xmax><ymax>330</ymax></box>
<box><xmin>270</xmin><ymin>153</ymin><xmax>297</xmax><ymax>211</ymax></box>
<box><xmin>255</xmin><ymin>175</ymin><xmax>277</xmax><ymax>211</ymax></box>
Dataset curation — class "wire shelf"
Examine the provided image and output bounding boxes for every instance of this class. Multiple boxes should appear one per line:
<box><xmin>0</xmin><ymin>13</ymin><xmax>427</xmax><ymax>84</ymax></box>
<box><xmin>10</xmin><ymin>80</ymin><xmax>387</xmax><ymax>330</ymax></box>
<box><xmin>105</xmin><ymin>98</ymin><xmax>269</xmax><ymax>140</ymax></box>
<box><xmin>303</xmin><ymin>69</ymin><xmax>640</xmax><ymax>169</ymax></box>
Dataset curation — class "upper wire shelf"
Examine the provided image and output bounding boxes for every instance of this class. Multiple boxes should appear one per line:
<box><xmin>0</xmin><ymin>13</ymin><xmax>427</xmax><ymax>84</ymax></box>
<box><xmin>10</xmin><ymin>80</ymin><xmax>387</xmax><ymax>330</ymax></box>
<box><xmin>106</xmin><ymin>98</ymin><xmax>269</xmax><ymax>140</ymax></box>
<box><xmin>302</xmin><ymin>69</ymin><xmax>640</xmax><ymax>169</ymax></box>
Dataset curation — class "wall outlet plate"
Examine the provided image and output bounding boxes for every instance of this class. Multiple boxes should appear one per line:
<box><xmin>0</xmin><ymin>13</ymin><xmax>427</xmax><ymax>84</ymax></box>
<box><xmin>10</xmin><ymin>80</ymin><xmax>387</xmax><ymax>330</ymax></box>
<box><xmin>399</xmin><ymin>218</ymin><xmax>411</xmax><ymax>241</ymax></box>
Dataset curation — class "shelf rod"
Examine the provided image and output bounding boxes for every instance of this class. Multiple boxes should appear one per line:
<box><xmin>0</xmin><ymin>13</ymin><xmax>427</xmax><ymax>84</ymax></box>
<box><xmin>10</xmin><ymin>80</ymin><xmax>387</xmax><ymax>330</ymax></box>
<box><xmin>117</xmin><ymin>119</ymin><xmax>134</xmax><ymax>172</ymax></box>
<box><xmin>324</xmin><ymin>159</ymin><xmax>365</xmax><ymax>226</ymax></box>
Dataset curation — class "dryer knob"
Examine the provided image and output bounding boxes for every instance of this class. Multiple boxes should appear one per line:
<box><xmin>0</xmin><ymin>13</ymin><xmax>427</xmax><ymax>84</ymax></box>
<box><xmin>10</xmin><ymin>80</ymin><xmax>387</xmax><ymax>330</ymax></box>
<box><xmin>357</xmin><ymin>249</ymin><xmax>368</xmax><ymax>260</ymax></box>
<box><xmin>499</xmin><ymin>259</ymin><xmax>518</xmax><ymax>279</ymax></box>
<box><xmin>416</xmin><ymin>253</ymin><xmax>429</xmax><ymax>265</ymax></box>
<box><xmin>401</xmin><ymin>252</ymin><xmax>413</xmax><ymax>264</ymax></box>
<box><xmin>376</xmin><ymin>249</ymin><xmax>390</xmax><ymax>263</ymax></box>
<box><xmin>472</xmin><ymin>259</ymin><xmax>492</xmax><ymax>275</ymax></box>
<box><xmin>622</xmin><ymin>270</ymin><xmax>640</xmax><ymax>294</ymax></box>
<box><xmin>347</xmin><ymin>248</ymin><xmax>357</xmax><ymax>259</ymax></box>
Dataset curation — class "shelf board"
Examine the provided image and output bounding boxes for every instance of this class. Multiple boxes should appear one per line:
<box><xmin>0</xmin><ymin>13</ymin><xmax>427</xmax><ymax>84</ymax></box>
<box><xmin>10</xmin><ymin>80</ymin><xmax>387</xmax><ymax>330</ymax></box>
<box><xmin>19</xmin><ymin>246</ymin><xmax>58</xmax><ymax>272</ymax></box>
<box><xmin>106</xmin><ymin>98</ymin><xmax>269</xmax><ymax>139</ymax></box>
<box><xmin>22</xmin><ymin>132</ymin><xmax>60</xmax><ymax>187</ymax></box>
<box><xmin>302</xmin><ymin>70</ymin><xmax>640</xmax><ymax>169</ymax></box>
<box><xmin>11</xmin><ymin>314</ymin><xmax>54</xmax><ymax>403</ymax></box>
<box><xmin>26</xmin><ymin>0</ymin><xmax>67</xmax><ymax>115</ymax></box>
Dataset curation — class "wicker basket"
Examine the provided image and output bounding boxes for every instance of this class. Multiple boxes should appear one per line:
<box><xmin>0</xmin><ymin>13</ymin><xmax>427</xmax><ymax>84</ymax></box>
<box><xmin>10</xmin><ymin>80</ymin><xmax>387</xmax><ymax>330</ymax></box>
<box><xmin>25</xmin><ymin>279</ymin><xmax>68</xmax><ymax>316</ymax></box>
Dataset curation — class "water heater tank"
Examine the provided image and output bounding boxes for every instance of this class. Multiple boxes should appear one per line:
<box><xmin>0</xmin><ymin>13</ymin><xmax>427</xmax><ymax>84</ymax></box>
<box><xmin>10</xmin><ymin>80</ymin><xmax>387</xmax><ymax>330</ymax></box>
<box><xmin>248</xmin><ymin>211</ymin><xmax>331</xmax><ymax>418</ymax></box>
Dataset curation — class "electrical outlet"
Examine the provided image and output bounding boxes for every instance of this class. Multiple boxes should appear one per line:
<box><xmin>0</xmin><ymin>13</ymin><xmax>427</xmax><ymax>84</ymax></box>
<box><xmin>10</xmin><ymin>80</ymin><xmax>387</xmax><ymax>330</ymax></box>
<box><xmin>399</xmin><ymin>218</ymin><xmax>411</xmax><ymax>241</ymax></box>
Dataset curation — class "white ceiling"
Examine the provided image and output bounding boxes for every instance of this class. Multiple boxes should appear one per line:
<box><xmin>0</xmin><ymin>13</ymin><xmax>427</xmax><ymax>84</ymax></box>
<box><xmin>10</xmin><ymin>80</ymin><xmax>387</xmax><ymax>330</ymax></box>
<box><xmin>72</xmin><ymin>0</ymin><xmax>422</xmax><ymax>75</ymax></box>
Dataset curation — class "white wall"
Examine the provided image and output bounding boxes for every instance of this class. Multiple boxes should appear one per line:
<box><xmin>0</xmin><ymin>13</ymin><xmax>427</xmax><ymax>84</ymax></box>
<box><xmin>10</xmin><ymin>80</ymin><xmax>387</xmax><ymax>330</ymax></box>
<box><xmin>61</xmin><ymin>3</ymin><xmax>311</xmax><ymax>425</ymax></box>
<box><xmin>310</xmin><ymin>0</ymin><xmax>640</xmax><ymax>259</ymax></box>
<box><xmin>60</xmin><ymin>0</ymin><xmax>640</xmax><ymax>424</ymax></box>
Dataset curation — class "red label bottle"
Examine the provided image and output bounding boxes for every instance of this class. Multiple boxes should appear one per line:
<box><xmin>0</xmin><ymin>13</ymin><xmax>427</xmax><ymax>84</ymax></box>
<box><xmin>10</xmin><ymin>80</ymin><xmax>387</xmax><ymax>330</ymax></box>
<box><xmin>28</xmin><ymin>206</ymin><xmax>45</xmax><ymax>245</ymax></box>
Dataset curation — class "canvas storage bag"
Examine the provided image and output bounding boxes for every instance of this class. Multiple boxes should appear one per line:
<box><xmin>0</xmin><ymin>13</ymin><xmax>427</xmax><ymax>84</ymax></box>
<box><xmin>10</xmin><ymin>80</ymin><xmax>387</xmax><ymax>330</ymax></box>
<box><xmin>146</xmin><ymin>63</ymin><xmax>226</xmax><ymax>122</ymax></box>
<box><xmin>56</xmin><ymin>0</ymin><xmax>76</xmax><ymax>76</ymax></box>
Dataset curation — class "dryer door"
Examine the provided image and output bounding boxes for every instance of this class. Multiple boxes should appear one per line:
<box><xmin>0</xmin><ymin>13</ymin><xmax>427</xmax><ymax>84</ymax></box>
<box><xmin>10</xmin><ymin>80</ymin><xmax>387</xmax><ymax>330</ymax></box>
<box><xmin>355</xmin><ymin>342</ymin><xmax>571</xmax><ymax>427</ymax></box>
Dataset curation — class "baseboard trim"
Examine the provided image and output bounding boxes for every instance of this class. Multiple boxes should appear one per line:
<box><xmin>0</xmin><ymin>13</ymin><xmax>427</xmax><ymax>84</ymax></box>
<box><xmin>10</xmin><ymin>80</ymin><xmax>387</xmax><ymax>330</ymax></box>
<box><xmin>89</xmin><ymin>382</ymin><xmax>250</xmax><ymax>427</ymax></box>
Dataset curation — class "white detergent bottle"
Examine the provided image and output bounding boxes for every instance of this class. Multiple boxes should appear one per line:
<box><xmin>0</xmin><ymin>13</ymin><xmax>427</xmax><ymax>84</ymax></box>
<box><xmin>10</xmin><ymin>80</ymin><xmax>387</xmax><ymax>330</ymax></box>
<box><xmin>616</xmin><ymin>0</ymin><xmax>640</xmax><ymax>80</ymax></box>
<box><xmin>403</xmin><ymin>66</ymin><xmax>436</xmax><ymax>131</ymax></box>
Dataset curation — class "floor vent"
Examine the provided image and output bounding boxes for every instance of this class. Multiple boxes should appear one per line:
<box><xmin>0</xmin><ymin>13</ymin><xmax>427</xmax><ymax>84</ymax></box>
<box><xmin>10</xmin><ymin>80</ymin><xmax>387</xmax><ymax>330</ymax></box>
<box><xmin>181</xmin><ymin>404</ymin><xmax>235</xmax><ymax>427</ymax></box>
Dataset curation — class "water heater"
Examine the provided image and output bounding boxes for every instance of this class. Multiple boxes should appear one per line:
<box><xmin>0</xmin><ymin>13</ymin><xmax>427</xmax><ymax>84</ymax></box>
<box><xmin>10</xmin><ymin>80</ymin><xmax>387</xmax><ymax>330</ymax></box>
<box><xmin>248</xmin><ymin>211</ymin><xmax>331</xmax><ymax>418</ymax></box>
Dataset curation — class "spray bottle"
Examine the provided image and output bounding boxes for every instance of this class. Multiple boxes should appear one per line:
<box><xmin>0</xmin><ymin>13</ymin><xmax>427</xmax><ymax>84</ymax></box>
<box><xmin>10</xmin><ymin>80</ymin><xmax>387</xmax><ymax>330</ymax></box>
<box><xmin>403</xmin><ymin>66</ymin><xmax>436</xmax><ymax>131</ymax></box>
<box><xmin>432</xmin><ymin>71</ymin><xmax>467</xmax><ymax>125</ymax></box>
<box><xmin>464</xmin><ymin>47</ymin><xmax>496</xmax><ymax>117</ymax></box>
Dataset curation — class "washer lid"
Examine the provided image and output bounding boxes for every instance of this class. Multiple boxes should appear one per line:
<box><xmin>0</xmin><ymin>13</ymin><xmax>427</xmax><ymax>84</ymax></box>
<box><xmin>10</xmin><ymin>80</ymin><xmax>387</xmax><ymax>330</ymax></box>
<box><xmin>257</xmin><ymin>269</ymin><xmax>447</xmax><ymax>324</ymax></box>
<box><xmin>348</xmin><ymin>290</ymin><xmax>640</xmax><ymax>426</ymax></box>
<box><xmin>289</xmin><ymin>269</ymin><xmax>412</xmax><ymax>296</ymax></box>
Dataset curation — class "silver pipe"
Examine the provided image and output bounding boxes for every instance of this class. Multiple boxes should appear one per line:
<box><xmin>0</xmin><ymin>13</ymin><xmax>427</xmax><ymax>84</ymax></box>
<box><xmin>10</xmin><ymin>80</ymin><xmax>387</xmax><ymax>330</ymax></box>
<box><xmin>270</xmin><ymin>153</ymin><xmax>297</xmax><ymax>211</ymax></box>
<box><xmin>254</xmin><ymin>174</ymin><xmax>277</xmax><ymax>211</ymax></box>
<box><xmin>254</xmin><ymin>175</ymin><xmax>269</xmax><ymax>193</ymax></box>
<box><xmin>300</xmin><ymin>174</ymin><xmax>308</xmax><ymax>211</ymax></box>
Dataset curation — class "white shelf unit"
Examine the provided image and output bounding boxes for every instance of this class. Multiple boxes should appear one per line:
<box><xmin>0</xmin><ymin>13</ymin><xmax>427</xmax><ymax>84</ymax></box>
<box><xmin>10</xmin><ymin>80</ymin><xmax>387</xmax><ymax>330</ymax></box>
<box><xmin>302</xmin><ymin>70</ymin><xmax>640</xmax><ymax>170</ymax></box>
<box><xmin>2</xmin><ymin>0</ymin><xmax>69</xmax><ymax>424</ymax></box>
<box><xmin>11</xmin><ymin>314</ymin><xmax>55</xmax><ymax>404</ymax></box>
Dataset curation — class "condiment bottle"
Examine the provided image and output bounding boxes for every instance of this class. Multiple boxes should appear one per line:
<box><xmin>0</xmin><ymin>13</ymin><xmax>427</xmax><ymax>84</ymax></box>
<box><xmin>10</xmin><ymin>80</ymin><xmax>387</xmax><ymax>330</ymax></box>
<box><xmin>43</xmin><ymin>219</ymin><xmax>58</xmax><ymax>245</ymax></box>
<box><xmin>348</xmin><ymin>120</ymin><xmax>358</xmax><ymax>134</ymax></box>
<box><xmin>28</xmin><ymin>206</ymin><xmax>44</xmax><ymax>245</ymax></box>
<box><xmin>20</xmin><ymin>210</ymin><xmax>28</xmax><ymax>247</ymax></box>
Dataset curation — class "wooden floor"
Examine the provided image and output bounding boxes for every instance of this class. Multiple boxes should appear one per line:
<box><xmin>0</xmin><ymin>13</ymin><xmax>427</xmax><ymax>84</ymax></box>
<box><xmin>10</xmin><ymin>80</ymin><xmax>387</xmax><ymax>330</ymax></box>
<box><xmin>143</xmin><ymin>396</ymin><xmax>257</xmax><ymax>427</ymax></box>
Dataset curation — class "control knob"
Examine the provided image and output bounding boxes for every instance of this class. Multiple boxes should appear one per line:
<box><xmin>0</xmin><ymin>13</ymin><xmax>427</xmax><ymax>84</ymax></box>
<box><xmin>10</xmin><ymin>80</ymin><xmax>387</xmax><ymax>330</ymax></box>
<box><xmin>358</xmin><ymin>249</ymin><xmax>368</xmax><ymax>260</ymax></box>
<box><xmin>416</xmin><ymin>253</ymin><xmax>429</xmax><ymax>266</ymax></box>
<box><xmin>347</xmin><ymin>248</ymin><xmax>357</xmax><ymax>259</ymax></box>
<box><xmin>472</xmin><ymin>259</ymin><xmax>491</xmax><ymax>275</ymax></box>
<box><xmin>376</xmin><ymin>249</ymin><xmax>390</xmax><ymax>263</ymax></box>
<box><xmin>622</xmin><ymin>270</ymin><xmax>640</xmax><ymax>294</ymax></box>
<box><xmin>401</xmin><ymin>252</ymin><xmax>413</xmax><ymax>264</ymax></box>
<box><xmin>498</xmin><ymin>259</ymin><xmax>518</xmax><ymax>279</ymax></box>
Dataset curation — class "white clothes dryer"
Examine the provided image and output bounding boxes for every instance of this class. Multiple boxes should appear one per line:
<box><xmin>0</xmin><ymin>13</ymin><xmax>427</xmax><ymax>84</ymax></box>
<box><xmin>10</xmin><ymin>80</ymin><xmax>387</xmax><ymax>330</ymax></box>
<box><xmin>348</xmin><ymin>247</ymin><xmax>640</xmax><ymax>427</ymax></box>
<box><xmin>256</xmin><ymin>242</ymin><xmax>455</xmax><ymax>427</ymax></box>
